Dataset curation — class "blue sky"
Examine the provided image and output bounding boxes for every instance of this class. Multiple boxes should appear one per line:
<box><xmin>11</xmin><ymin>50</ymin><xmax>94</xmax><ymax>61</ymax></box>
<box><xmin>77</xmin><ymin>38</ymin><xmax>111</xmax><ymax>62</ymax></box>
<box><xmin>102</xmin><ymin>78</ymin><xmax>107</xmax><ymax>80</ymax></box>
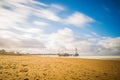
<box><xmin>0</xmin><ymin>0</ymin><xmax>120</xmax><ymax>55</ymax></box>
<box><xmin>39</xmin><ymin>0</ymin><xmax>120</xmax><ymax>37</ymax></box>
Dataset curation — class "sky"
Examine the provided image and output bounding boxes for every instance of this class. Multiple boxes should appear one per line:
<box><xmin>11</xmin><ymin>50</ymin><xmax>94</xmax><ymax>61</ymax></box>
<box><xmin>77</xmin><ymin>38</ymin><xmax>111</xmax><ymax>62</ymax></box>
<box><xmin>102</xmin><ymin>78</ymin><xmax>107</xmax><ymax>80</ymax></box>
<box><xmin>0</xmin><ymin>0</ymin><xmax>120</xmax><ymax>56</ymax></box>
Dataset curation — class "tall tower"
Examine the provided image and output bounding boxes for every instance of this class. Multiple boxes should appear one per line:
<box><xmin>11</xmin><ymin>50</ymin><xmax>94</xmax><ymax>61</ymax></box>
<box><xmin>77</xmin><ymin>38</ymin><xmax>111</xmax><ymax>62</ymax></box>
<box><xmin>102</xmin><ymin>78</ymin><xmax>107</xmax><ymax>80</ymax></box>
<box><xmin>75</xmin><ymin>48</ymin><xmax>79</xmax><ymax>56</ymax></box>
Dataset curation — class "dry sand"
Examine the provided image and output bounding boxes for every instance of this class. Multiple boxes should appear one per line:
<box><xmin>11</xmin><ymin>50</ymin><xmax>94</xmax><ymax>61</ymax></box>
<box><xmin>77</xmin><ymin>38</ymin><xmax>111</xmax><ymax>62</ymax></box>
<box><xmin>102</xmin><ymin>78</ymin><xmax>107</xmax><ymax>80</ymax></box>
<box><xmin>0</xmin><ymin>55</ymin><xmax>120</xmax><ymax>80</ymax></box>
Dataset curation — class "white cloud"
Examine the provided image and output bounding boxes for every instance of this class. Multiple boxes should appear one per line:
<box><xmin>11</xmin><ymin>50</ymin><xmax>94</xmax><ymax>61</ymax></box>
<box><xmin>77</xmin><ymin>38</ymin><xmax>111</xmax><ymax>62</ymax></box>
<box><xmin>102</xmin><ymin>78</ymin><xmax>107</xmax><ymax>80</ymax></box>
<box><xmin>34</xmin><ymin>21</ymin><xmax>48</xmax><ymax>26</ymax></box>
<box><xmin>0</xmin><ymin>30</ymin><xmax>20</xmax><ymax>40</ymax></box>
<box><xmin>64</xmin><ymin>12</ymin><xmax>94</xmax><ymax>27</ymax></box>
<box><xmin>0</xmin><ymin>0</ymin><xmax>32</xmax><ymax>29</ymax></box>
<box><xmin>30</xmin><ymin>0</ymin><xmax>48</xmax><ymax>7</ymax></box>
<box><xmin>0</xmin><ymin>29</ymin><xmax>46</xmax><ymax>48</ymax></box>
<box><xmin>0</xmin><ymin>0</ymin><xmax>59</xmax><ymax>50</ymax></box>
<box><xmin>26</xmin><ymin>28</ymin><xmax>42</xmax><ymax>33</ymax></box>
<box><xmin>13</xmin><ymin>26</ymin><xmax>43</xmax><ymax>34</ymax></box>
<box><xmin>0</xmin><ymin>0</ymin><xmax>62</xmax><ymax>30</ymax></box>
<box><xmin>35</xmin><ymin>9</ymin><xmax>61</xmax><ymax>21</ymax></box>
<box><xmin>0</xmin><ymin>30</ymin><xmax>22</xmax><ymax>47</ymax></box>
<box><xmin>98</xmin><ymin>37</ymin><xmax>120</xmax><ymax>49</ymax></box>
<box><xmin>22</xmin><ymin>34</ymin><xmax>33</xmax><ymax>39</ymax></box>
<box><xmin>46</xmin><ymin>28</ymin><xmax>92</xmax><ymax>50</ymax></box>
<box><xmin>51</xmin><ymin>4</ymin><xmax>65</xmax><ymax>11</ymax></box>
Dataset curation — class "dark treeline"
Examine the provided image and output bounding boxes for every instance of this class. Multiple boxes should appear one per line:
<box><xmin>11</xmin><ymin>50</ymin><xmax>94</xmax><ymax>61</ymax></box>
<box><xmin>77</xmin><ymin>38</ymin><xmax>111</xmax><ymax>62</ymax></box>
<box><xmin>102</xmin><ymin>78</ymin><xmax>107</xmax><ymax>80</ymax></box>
<box><xmin>0</xmin><ymin>49</ymin><xmax>22</xmax><ymax>55</ymax></box>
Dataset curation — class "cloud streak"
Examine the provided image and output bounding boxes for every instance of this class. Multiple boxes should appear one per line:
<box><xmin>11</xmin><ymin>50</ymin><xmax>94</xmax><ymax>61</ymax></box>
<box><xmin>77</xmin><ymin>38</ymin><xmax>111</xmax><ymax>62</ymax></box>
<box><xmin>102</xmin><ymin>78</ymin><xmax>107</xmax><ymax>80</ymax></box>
<box><xmin>64</xmin><ymin>12</ymin><xmax>94</xmax><ymax>27</ymax></box>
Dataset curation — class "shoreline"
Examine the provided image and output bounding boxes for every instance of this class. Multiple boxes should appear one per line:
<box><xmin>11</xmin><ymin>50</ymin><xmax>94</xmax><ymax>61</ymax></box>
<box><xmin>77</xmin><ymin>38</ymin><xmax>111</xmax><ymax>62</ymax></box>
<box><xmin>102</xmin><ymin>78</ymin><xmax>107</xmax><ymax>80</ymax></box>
<box><xmin>1</xmin><ymin>54</ymin><xmax>120</xmax><ymax>60</ymax></box>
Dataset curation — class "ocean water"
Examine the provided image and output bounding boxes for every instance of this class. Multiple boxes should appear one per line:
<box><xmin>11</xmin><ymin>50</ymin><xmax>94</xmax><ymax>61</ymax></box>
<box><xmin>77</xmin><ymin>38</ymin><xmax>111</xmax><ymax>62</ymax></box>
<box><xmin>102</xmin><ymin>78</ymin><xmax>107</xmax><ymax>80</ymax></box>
<box><xmin>64</xmin><ymin>56</ymin><xmax>120</xmax><ymax>60</ymax></box>
<box><xmin>38</xmin><ymin>55</ymin><xmax>120</xmax><ymax>60</ymax></box>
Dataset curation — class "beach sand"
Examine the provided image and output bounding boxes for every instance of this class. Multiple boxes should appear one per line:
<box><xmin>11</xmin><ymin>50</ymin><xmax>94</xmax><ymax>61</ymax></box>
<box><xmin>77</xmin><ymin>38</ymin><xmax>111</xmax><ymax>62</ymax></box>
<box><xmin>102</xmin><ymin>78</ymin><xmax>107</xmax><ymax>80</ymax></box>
<box><xmin>0</xmin><ymin>55</ymin><xmax>120</xmax><ymax>80</ymax></box>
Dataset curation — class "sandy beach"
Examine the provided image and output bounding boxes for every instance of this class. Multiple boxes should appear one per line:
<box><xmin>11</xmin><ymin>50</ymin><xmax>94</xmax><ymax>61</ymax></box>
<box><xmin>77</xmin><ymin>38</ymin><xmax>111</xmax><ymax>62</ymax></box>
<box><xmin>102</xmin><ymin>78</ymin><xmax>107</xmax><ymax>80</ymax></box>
<box><xmin>0</xmin><ymin>55</ymin><xmax>120</xmax><ymax>80</ymax></box>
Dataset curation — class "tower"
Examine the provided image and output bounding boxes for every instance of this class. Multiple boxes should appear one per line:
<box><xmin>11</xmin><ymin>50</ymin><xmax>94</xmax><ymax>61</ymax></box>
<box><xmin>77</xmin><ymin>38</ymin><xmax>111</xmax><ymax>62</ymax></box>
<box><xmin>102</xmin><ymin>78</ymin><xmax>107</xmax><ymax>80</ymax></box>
<box><xmin>74</xmin><ymin>48</ymin><xmax>79</xmax><ymax>56</ymax></box>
